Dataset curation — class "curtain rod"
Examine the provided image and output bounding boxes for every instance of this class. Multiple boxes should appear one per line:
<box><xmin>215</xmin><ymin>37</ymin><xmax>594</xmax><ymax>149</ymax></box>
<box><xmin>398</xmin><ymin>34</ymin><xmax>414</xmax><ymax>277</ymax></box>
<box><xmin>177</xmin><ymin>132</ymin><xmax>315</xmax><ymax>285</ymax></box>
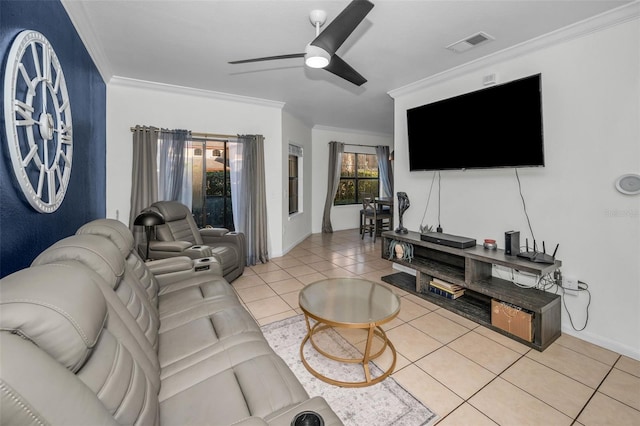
<box><xmin>130</xmin><ymin>127</ymin><xmax>236</xmax><ymax>140</ymax></box>
<box><xmin>330</xmin><ymin>142</ymin><xmax>379</xmax><ymax>148</ymax></box>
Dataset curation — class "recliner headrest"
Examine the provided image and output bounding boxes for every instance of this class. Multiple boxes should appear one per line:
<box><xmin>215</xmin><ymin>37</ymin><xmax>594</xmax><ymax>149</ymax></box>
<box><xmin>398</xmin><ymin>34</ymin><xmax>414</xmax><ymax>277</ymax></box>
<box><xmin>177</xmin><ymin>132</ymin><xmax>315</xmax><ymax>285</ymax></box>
<box><xmin>77</xmin><ymin>218</ymin><xmax>135</xmax><ymax>258</ymax></box>
<box><xmin>149</xmin><ymin>201</ymin><xmax>189</xmax><ymax>222</ymax></box>
<box><xmin>0</xmin><ymin>263</ymin><xmax>107</xmax><ymax>373</ymax></box>
<box><xmin>32</xmin><ymin>234</ymin><xmax>124</xmax><ymax>290</ymax></box>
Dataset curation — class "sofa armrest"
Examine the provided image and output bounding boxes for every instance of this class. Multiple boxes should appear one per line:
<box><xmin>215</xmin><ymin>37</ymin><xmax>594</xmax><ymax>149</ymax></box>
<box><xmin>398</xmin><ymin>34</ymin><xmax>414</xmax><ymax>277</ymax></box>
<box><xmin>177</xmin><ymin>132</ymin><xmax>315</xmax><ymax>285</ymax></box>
<box><xmin>201</xmin><ymin>231</ymin><xmax>246</xmax><ymax>267</ymax></box>
<box><xmin>149</xmin><ymin>240</ymin><xmax>193</xmax><ymax>252</ymax></box>
<box><xmin>147</xmin><ymin>256</ymin><xmax>224</xmax><ymax>287</ymax></box>
<box><xmin>201</xmin><ymin>229</ymin><xmax>243</xmax><ymax>246</ymax></box>
<box><xmin>148</xmin><ymin>241</ymin><xmax>214</xmax><ymax>261</ymax></box>
<box><xmin>199</xmin><ymin>227</ymin><xmax>230</xmax><ymax>238</ymax></box>
<box><xmin>146</xmin><ymin>257</ymin><xmax>193</xmax><ymax>275</ymax></box>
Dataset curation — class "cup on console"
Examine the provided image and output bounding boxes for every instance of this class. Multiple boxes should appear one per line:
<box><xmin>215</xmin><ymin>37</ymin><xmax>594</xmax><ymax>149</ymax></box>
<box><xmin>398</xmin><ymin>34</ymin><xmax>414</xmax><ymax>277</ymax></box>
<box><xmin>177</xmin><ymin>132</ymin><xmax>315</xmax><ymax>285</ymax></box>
<box><xmin>291</xmin><ymin>411</ymin><xmax>324</xmax><ymax>426</ymax></box>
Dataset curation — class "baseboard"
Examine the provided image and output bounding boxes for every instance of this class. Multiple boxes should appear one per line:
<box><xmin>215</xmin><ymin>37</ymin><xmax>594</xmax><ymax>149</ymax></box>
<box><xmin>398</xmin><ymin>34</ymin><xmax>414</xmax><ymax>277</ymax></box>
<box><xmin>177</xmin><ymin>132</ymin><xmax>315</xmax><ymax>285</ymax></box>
<box><xmin>280</xmin><ymin>232</ymin><xmax>312</xmax><ymax>257</ymax></box>
<box><xmin>561</xmin><ymin>327</ymin><xmax>640</xmax><ymax>361</ymax></box>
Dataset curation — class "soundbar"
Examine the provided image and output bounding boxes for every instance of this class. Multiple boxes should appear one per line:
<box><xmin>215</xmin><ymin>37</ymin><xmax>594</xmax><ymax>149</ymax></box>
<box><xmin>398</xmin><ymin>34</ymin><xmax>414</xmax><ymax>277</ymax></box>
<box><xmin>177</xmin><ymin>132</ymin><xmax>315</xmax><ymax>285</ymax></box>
<box><xmin>420</xmin><ymin>232</ymin><xmax>476</xmax><ymax>249</ymax></box>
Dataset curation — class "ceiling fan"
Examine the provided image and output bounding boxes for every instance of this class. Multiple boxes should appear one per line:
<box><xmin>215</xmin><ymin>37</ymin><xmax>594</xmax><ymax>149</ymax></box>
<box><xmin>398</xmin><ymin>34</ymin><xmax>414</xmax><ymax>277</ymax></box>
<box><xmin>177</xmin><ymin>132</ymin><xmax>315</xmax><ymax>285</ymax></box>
<box><xmin>229</xmin><ymin>0</ymin><xmax>374</xmax><ymax>86</ymax></box>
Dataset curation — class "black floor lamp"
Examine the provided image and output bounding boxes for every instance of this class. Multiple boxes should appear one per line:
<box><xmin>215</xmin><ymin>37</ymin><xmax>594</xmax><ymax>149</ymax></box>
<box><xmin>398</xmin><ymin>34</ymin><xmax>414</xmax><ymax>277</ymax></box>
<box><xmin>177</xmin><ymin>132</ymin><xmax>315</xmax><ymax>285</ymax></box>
<box><xmin>134</xmin><ymin>210</ymin><xmax>165</xmax><ymax>261</ymax></box>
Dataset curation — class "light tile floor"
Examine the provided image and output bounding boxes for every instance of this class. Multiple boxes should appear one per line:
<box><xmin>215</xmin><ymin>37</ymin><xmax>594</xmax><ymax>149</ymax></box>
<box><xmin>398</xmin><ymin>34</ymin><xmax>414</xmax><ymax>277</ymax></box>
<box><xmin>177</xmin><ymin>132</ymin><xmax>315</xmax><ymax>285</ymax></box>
<box><xmin>232</xmin><ymin>230</ymin><xmax>640</xmax><ymax>425</ymax></box>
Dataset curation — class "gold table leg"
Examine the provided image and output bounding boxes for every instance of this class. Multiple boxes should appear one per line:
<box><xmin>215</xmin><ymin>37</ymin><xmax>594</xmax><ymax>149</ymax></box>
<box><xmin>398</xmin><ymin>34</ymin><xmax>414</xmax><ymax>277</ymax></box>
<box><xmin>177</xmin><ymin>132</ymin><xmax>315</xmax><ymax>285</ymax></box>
<box><xmin>300</xmin><ymin>314</ymin><xmax>397</xmax><ymax>388</ymax></box>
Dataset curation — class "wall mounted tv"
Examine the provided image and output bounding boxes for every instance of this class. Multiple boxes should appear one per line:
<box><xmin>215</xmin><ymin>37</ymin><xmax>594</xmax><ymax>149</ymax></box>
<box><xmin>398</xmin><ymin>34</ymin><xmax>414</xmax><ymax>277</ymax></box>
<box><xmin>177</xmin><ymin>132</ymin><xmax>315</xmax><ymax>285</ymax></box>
<box><xmin>407</xmin><ymin>74</ymin><xmax>544</xmax><ymax>171</ymax></box>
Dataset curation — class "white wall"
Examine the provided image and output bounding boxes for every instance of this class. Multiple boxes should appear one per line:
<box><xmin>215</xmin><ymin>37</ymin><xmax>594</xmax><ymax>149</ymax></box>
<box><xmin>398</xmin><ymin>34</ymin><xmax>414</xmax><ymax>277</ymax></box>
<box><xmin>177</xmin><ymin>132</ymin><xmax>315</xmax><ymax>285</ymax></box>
<box><xmin>311</xmin><ymin>126</ymin><xmax>393</xmax><ymax>234</ymax></box>
<box><xmin>282</xmin><ymin>111</ymin><xmax>313</xmax><ymax>254</ymax></box>
<box><xmin>106</xmin><ymin>78</ymin><xmax>285</xmax><ymax>257</ymax></box>
<box><xmin>391</xmin><ymin>19</ymin><xmax>640</xmax><ymax>358</ymax></box>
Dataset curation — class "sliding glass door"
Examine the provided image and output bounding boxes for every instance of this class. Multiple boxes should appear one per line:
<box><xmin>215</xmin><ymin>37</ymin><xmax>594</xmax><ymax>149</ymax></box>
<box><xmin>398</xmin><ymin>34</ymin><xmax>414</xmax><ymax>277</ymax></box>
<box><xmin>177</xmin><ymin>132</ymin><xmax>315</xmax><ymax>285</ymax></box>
<box><xmin>190</xmin><ymin>139</ymin><xmax>234</xmax><ymax>230</ymax></box>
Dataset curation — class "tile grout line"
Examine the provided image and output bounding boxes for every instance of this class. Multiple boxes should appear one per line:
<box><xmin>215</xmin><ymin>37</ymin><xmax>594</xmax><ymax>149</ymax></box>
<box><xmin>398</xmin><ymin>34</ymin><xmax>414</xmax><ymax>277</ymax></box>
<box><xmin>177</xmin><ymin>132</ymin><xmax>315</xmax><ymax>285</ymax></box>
<box><xmin>569</xmin><ymin>356</ymin><xmax>619</xmax><ymax>425</ymax></box>
<box><xmin>570</xmin><ymin>354</ymin><xmax>640</xmax><ymax>422</ymax></box>
<box><xmin>523</xmin><ymin>347</ymin><xmax>616</xmax><ymax>393</ymax></box>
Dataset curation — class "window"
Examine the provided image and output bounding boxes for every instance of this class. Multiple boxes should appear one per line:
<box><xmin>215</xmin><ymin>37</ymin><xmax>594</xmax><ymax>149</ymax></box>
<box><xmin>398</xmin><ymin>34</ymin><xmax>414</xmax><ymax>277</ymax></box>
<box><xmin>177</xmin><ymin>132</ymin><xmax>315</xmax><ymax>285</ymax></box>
<box><xmin>289</xmin><ymin>155</ymin><xmax>298</xmax><ymax>214</ymax></box>
<box><xmin>334</xmin><ymin>152</ymin><xmax>379</xmax><ymax>205</ymax></box>
<box><xmin>189</xmin><ymin>139</ymin><xmax>234</xmax><ymax>230</ymax></box>
<box><xmin>288</xmin><ymin>144</ymin><xmax>303</xmax><ymax>215</ymax></box>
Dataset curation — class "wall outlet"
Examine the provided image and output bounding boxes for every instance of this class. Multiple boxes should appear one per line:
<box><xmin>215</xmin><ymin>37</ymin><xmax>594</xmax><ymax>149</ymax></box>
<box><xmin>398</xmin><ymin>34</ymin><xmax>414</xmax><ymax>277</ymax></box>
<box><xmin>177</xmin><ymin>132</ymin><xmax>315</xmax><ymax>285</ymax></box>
<box><xmin>563</xmin><ymin>275</ymin><xmax>579</xmax><ymax>291</ymax></box>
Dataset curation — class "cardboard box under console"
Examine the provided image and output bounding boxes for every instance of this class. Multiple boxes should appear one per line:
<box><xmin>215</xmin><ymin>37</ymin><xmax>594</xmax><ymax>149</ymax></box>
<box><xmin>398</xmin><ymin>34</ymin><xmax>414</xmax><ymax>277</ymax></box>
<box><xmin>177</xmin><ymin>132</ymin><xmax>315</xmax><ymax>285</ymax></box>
<box><xmin>491</xmin><ymin>299</ymin><xmax>534</xmax><ymax>342</ymax></box>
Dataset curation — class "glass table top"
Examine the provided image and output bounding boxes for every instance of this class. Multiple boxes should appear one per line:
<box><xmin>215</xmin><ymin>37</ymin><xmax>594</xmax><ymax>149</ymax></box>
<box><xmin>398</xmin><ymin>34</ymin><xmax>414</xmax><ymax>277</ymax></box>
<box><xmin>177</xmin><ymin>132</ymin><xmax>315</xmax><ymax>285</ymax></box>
<box><xmin>299</xmin><ymin>278</ymin><xmax>401</xmax><ymax>325</ymax></box>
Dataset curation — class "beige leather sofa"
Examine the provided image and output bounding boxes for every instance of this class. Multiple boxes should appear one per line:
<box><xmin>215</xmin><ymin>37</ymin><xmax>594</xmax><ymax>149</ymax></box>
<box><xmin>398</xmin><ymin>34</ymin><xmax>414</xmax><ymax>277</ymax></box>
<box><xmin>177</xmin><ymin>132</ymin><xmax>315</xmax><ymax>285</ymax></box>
<box><xmin>0</xmin><ymin>218</ymin><xmax>341</xmax><ymax>426</ymax></box>
<box><xmin>146</xmin><ymin>201</ymin><xmax>246</xmax><ymax>282</ymax></box>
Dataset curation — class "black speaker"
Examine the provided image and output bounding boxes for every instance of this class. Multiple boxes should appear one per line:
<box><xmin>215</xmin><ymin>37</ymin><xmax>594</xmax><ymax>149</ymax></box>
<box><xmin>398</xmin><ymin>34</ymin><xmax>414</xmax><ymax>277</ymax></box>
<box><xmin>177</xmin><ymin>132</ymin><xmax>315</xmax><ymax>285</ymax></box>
<box><xmin>505</xmin><ymin>231</ymin><xmax>520</xmax><ymax>256</ymax></box>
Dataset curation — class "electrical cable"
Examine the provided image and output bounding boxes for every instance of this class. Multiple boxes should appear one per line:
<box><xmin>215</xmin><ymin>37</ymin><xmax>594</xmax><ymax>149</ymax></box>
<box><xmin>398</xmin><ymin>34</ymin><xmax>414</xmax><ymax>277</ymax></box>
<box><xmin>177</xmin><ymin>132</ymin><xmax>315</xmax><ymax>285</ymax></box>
<box><xmin>493</xmin><ymin>266</ymin><xmax>539</xmax><ymax>289</ymax></box>
<box><xmin>560</xmin><ymin>281</ymin><xmax>591</xmax><ymax>331</ymax></box>
<box><xmin>437</xmin><ymin>171</ymin><xmax>442</xmax><ymax>231</ymax></box>
<box><xmin>515</xmin><ymin>169</ymin><xmax>536</xmax><ymax>242</ymax></box>
<box><xmin>419</xmin><ymin>171</ymin><xmax>437</xmax><ymax>231</ymax></box>
<box><xmin>499</xmin><ymin>266</ymin><xmax>591</xmax><ymax>331</ymax></box>
<box><xmin>498</xmin><ymin>269</ymin><xmax>591</xmax><ymax>331</ymax></box>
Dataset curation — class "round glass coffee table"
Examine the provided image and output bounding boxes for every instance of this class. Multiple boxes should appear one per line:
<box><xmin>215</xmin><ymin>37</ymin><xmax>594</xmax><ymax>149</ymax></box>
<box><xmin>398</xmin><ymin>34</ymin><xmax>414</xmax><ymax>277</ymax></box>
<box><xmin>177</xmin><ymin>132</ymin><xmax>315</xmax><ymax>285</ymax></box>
<box><xmin>298</xmin><ymin>278</ymin><xmax>401</xmax><ymax>387</ymax></box>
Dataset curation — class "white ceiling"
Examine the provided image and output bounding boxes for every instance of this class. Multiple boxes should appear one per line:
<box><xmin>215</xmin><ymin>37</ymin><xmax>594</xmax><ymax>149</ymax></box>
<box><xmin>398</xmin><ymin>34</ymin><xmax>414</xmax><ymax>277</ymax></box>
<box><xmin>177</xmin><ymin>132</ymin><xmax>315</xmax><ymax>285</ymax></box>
<box><xmin>62</xmin><ymin>0</ymin><xmax>632</xmax><ymax>135</ymax></box>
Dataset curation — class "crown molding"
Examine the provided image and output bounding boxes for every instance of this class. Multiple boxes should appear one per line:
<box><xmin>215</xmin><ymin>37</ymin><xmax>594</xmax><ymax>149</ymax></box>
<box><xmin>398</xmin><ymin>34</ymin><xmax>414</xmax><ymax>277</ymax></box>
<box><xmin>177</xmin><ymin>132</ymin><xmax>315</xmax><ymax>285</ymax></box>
<box><xmin>109</xmin><ymin>76</ymin><xmax>286</xmax><ymax>109</ymax></box>
<box><xmin>388</xmin><ymin>1</ymin><xmax>640</xmax><ymax>99</ymax></box>
<box><xmin>312</xmin><ymin>124</ymin><xmax>393</xmax><ymax>138</ymax></box>
<box><xmin>61</xmin><ymin>0</ymin><xmax>113</xmax><ymax>82</ymax></box>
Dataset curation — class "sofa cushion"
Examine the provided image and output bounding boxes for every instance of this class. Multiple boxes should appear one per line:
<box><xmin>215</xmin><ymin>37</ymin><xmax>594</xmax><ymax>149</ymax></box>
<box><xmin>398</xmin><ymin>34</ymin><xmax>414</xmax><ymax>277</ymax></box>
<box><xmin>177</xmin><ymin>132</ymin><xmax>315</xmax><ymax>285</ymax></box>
<box><xmin>78</xmin><ymin>218</ymin><xmax>161</xmax><ymax>305</ymax></box>
<box><xmin>150</xmin><ymin>201</ymin><xmax>203</xmax><ymax>245</ymax></box>
<box><xmin>0</xmin><ymin>263</ymin><xmax>106</xmax><ymax>373</ymax></box>
<box><xmin>32</xmin><ymin>235</ymin><xmax>161</xmax><ymax>355</ymax></box>
<box><xmin>0</xmin><ymin>332</ymin><xmax>120</xmax><ymax>426</ymax></box>
<box><xmin>77</xmin><ymin>218</ymin><xmax>135</xmax><ymax>258</ymax></box>
<box><xmin>159</xmin><ymin>341</ymin><xmax>308</xmax><ymax>425</ymax></box>
<box><xmin>31</xmin><ymin>234</ymin><xmax>125</xmax><ymax>290</ymax></box>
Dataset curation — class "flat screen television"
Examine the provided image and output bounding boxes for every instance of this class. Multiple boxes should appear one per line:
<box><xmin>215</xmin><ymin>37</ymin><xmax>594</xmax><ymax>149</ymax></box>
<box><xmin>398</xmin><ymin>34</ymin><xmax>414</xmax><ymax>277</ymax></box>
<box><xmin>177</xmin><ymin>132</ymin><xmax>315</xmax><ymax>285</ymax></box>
<box><xmin>406</xmin><ymin>74</ymin><xmax>544</xmax><ymax>171</ymax></box>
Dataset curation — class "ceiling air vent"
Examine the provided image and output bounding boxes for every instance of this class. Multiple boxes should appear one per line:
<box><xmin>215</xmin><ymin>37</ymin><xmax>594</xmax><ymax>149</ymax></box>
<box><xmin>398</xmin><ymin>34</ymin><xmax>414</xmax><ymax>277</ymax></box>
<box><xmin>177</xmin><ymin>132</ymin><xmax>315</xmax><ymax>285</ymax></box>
<box><xmin>446</xmin><ymin>32</ymin><xmax>494</xmax><ymax>53</ymax></box>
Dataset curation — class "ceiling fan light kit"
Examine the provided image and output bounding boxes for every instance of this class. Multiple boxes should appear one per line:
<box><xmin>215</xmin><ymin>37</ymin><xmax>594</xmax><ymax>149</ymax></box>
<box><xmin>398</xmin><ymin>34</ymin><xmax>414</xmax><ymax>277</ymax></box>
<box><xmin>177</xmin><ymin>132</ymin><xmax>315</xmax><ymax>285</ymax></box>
<box><xmin>305</xmin><ymin>44</ymin><xmax>331</xmax><ymax>68</ymax></box>
<box><xmin>229</xmin><ymin>0</ymin><xmax>374</xmax><ymax>86</ymax></box>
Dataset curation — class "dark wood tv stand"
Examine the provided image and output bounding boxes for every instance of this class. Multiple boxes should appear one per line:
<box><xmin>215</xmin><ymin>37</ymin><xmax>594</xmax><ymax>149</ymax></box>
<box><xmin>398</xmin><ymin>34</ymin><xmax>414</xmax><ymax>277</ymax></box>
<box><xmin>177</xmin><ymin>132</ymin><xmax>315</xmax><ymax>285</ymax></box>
<box><xmin>381</xmin><ymin>231</ymin><xmax>561</xmax><ymax>351</ymax></box>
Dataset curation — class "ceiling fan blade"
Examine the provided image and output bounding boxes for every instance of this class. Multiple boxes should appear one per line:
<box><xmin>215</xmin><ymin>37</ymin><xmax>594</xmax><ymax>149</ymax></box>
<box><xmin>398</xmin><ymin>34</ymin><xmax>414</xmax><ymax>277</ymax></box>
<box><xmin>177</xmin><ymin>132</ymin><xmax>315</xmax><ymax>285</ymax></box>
<box><xmin>324</xmin><ymin>54</ymin><xmax>367</xmax><ymax>86</ymax></box>
<box><xmin>229</xmin><ymin>53</ymin><xmax>305</xmax><ymax>64</ymax></box>
<box><xmin>311</xmin><ymin>0</ymin><xmax>374</xmax><ymax>55</ymax></box>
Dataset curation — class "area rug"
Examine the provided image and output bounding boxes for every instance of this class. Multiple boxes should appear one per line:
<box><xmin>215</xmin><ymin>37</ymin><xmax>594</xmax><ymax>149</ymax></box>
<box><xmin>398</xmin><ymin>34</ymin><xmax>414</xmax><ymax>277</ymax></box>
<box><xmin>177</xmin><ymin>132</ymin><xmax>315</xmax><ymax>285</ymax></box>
<box><xmin>261</xmin><ymin>315</ymin><xmax>438</xmax><ymax>426</ymax></box>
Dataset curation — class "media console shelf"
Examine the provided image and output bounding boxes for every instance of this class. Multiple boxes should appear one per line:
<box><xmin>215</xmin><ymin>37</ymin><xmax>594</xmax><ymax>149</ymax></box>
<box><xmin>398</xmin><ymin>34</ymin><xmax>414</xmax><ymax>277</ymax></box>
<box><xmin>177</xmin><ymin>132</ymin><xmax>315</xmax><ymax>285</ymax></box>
<box><xmin>381</xmin><ymin>231</ymin><xmax>562</xmax><ymax>351</ymax></box>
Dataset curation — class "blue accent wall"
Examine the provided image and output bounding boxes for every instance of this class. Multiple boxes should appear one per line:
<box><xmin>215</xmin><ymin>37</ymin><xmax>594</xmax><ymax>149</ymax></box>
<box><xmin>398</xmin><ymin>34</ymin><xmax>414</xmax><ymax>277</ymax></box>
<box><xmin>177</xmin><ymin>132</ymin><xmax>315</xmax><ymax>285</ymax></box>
<box><xmin>1</xmin><ymin>0</ymin><xmax>106</xmax><ymax>277</ymax></box>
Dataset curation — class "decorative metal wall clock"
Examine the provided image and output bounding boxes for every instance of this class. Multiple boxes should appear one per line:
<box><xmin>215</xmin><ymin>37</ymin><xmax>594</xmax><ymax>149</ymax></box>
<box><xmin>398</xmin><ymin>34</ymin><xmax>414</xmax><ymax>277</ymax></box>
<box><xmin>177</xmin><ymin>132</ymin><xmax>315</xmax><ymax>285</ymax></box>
<box><xmin>3</xmin><ymin>30</ymin><xmax>73</xmax><ymax>213</ymax></box>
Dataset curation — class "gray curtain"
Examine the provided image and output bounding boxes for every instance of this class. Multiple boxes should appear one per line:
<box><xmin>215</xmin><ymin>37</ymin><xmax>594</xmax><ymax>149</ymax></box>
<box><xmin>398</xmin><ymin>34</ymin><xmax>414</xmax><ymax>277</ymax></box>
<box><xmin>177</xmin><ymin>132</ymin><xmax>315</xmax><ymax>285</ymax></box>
<box><xmin>321</xmin><ymin>141</ymin><xmax>344</xmax><ymax>233</ymax></box>
<box><xmin>129</xmin><ymin>125</ymin><xmax>159</xmax><ymax>248</ymax></box>
<box><xmin>158</xmin><ymin>129</ymin><xmax>190</xmax><ymax>201</ymax></box>
<box><xmin>376</xmin><ymin>145</ymin><xmax>393</xmax><ymax>198</ymax></box>
<box><xmin>234</xmin><ymin>135</ymin><xmax>269</xmax><ymax>265</ymax></box>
